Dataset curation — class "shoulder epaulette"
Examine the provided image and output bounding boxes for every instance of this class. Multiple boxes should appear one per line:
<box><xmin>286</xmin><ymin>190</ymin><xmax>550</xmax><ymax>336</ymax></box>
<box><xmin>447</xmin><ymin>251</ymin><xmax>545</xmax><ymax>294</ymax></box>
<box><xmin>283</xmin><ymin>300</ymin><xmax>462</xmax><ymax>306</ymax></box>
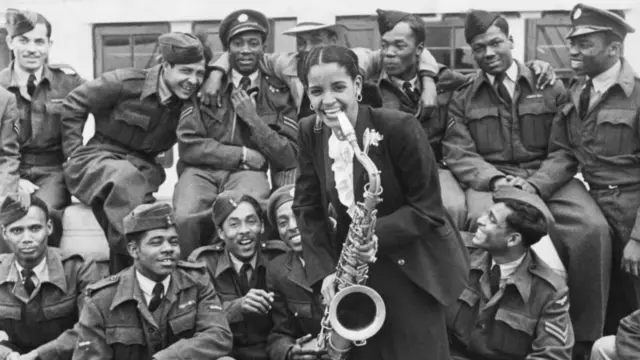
<box><xmin>177</xmin><ymin>260</ymin><xmax>207</xmax><ymax>270</ymax></box>
<box><xmin>113</xmin><ymin>68</ymin><xmax>146</xmax><ymax>81</ymax></box>
<box><xmin>260</xmin><ymin>239</ymin><xmax>289</xmax><ymax>253</ymax></box>
<box><xmin>188</xmin><ymin>243</ymin><xmax>225</xmax><ymax>261</ymax></box>
<box><xmin>49</xmin><ymin>63</ymin><xmax>78</xmax><ymax>75</ymax></box>
<box><xmin>0</xmin><ymin>253</ymin><xmax>11</xmax><ymax>264</ymax></box>
<box><xmin>86</xmin><ymin>274</ymin><xmax>120</xmax><ymax>296</ymax></box>
<box><xmin>59</xmin><ymin>251</ymin><xmax>85</xmax><ymax>262</ymax></box>
<box><xmin>529</xmin><ymin>256</ymin><xmax>566</xmax><ymax>292</ymax></box>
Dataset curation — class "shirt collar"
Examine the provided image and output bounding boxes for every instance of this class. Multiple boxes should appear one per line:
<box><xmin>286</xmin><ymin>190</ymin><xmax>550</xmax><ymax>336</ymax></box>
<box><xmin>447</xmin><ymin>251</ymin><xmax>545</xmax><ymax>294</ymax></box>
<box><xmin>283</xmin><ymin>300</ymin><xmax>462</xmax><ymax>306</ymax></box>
<box><xmin>485</xmin><ymin>60</ymin><xmax>519</xmax><ymax>86</ymax></box>
<box><xmin>491</xmin><ymin>253</ymin><xmax>527</xmax><ymax>280</ymax></box>
<box><xmin>228</xmin><ymin>251</ymin><xmax>257</xmax><ymax>274</ymax></box>
<box><xmin>590</xmin><ymin>60</ymin><xmax>622</xmax><ymax>94</ymax></box>
<box><xmin>157</xmin><ymin>70</ymin><xmax>174</xmax><ymax>105</ymax></box>
<box><xmin>231</xmin><ymin>69</ymin><xmax>260</xmax><ymax>89</ymax></box>
<box><xmin>139</xmin><ymin>64</ymin><xmax>162</xmax><ymax>100</ymax></box>
<box><xmin>12</xmin><ymin>63</ymin><xmax>43</xmax><ymax>87</ymax></box>
<box><xmin>135</xmin><ymin>269</ymin><xmax>170</xmax><ymax>298</ymax></box>
<box><xmin>15</xmin><ymin>255</ymin><xmax>48</xmax><ymax>283</ymax></box>
<box><xmin>391</xmin><ymin>75</ymin><xmax>419</xmax><ymax>91</ymax></box>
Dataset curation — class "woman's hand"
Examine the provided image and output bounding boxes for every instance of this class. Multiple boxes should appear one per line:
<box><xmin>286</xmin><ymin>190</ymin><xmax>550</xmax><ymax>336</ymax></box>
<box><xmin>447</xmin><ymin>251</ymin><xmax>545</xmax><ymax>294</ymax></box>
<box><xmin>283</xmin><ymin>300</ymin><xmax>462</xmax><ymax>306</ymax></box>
<box><xmin>321</xmin><ymin>273</ymin><xmax>338</xmax><ymax>305</ymax></box>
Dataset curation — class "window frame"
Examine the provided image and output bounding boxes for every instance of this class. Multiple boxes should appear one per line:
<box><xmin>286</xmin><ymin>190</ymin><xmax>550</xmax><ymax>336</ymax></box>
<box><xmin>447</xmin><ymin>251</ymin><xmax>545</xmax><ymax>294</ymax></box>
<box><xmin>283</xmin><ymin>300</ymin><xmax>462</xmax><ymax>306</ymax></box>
<box><xmin>525</xmin><ymin>12</ymin><xmax>573</xmax><ymax>83</ymax></box>
<box><xmin>93</xmin><ymin>22</ymin><xmax>171</xmax><ymax>78</ymax></box>
<box><xmin>423</xmin><ymin>15</ymin><xmax>476</xmax><ymax>74</ymax></box>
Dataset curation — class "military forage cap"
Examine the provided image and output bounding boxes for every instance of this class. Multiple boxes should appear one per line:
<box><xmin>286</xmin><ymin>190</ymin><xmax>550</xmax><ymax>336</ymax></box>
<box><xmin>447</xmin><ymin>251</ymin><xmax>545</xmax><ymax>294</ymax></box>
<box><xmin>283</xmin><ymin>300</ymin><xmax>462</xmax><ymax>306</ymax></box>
<box><xmin>267</xmin><ymin>185</ymin><xmax>295</xmax><ymax>227</ymax></box>
<box><xmin>376</xmin><ymin>9</ymin><xmax>414</xmax><ymax>36</ymax></box>
<box><xmin>0</xmin><ymin>191</ymin><xmax>31</xmax><ymax>227</ymax></box>
<box><xmin>212</xmin><ymin>190</ymin><xmax>262</xmax><ymax>227</ymax></box>
<box><xmin>464</xmin><ymin>10</ymin><xmax>501</xmax><ymax>44</ymax></box>
<box><xmin>219</xmin><ymin>9</ymin><xmax>270</xmax><ymax>48</ymax></box>
<box><xmin>158</xmin><ymin>32</ymin><xmax>204</xmax><ymax>65</ymax></box>
<box><xmin>493</xmin><ymin>187</ymin><xmax>554</xmax><ymax>226</ymax></box>
<box><xmin>566</xmin><ymin>3</ymin><xmax>635</xmax><ymax>40</ymax></box>
<box><xmin>5</xmin><ymin>8</ymin><xmax>42</xmax><ymax>38</ymax></box>
<box><xmin>123</xmin><ymin>203</ymin><xmax>175</xmax><ymax>236</ymax></box>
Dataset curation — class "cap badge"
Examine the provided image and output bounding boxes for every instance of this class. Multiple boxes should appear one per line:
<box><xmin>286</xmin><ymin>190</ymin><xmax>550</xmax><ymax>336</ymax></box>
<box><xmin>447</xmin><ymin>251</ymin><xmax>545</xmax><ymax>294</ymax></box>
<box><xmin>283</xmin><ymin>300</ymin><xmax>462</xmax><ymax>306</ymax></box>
<box><xmin>289</xmin><ymin>188</ymin><xmax>295</xmax><ymax>198</ymax></box>
<box><xmin>573</xmin><ymin>8</ymin><xmax>582</xmax><ymax>20</ymax></box>
<box><xmin>229</xmin><ymin>199</ymin><xmax>238</xmax><ymax>207</ymax></box>
<box><xmin>238</xmin><ymin>13</ymin><xmax>249</xmax><ymax>22</ymax></box>
<box><xmin>166</xmin><ymin>215</ymin><xmax>173</xmax><ymax>226</ymax></box>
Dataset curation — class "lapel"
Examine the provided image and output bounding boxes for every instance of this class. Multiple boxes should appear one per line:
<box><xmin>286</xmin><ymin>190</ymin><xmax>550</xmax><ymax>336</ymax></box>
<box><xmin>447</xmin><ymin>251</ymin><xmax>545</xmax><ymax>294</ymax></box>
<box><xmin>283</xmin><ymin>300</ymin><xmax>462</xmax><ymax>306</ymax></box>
<box><xmin>285</xmin><ymin>252</ymin><xmax>312</xmax><ymax>293</ymax></box>
<box><xmin>320</xmin><ymin>120</ymin><xmax>341</xmax><ymax>210</ymax></box>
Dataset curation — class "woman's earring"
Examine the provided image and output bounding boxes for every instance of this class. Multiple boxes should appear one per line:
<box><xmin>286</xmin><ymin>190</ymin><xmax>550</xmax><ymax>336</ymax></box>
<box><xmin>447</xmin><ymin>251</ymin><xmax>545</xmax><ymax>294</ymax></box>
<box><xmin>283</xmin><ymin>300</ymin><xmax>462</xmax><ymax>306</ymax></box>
<box><xmin>356</xmin><ymin>93</ymin><xmax>363</xmax><ymax>102</ymax></box>
<box><xmin>310</xmin><ymin>103</ymin><xmax>315</xmax><ymax>110</ymax></box>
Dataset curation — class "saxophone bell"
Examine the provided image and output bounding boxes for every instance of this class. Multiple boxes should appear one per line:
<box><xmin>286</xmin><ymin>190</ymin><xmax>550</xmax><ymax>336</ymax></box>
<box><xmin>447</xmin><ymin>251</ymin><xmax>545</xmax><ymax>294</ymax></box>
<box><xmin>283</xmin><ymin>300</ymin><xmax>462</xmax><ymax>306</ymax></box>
<box><xmin>329</xmin><ymin>285</ymin><xmax>386</xmax><ymax>344</ymax></box>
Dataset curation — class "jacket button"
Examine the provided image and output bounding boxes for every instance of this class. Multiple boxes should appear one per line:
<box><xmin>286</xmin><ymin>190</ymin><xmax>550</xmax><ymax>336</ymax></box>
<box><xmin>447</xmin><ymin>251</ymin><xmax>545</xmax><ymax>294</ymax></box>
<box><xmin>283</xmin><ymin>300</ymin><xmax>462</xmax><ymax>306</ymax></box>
<box><xmin>476</xmin><ymin>322</ymin><xmax>486</xmax><ymax>330</ymax></box>
<box><xmin>530</xmin><ymin>265</ymin><xmax>537</xmax><ymax>270</ymax></box>
<box><xmin>397</xmin><ymin>258</ymin><xmax>405</xmax><ymax>266</ymax></box>
<box><xmin>294</xmin><ymin>312</ymin><xmax>299</xmax><ymax>317</ymax></box>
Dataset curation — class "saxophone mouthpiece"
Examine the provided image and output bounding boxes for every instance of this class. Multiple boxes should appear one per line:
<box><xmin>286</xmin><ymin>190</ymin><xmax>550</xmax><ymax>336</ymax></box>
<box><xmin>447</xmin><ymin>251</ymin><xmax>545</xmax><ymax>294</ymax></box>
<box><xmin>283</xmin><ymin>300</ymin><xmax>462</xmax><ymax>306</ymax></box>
<box><xmin>336</xmin><ymin>112</ymin><xmax>356</xmax><ymax>140</ymax></box>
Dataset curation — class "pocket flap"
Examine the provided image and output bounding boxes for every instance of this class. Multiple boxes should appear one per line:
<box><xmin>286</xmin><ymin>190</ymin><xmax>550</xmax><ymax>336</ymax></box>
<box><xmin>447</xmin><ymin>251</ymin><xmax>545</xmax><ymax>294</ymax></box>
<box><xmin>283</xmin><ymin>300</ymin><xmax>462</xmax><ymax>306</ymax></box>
<box><xmin>169</xmin><ymin>308</ymin><xmax>197</xmax><ymax>335</ymax></box>
<box><xmin>596</xmin><ymin>109</ymin><xmax>637</xmax><ymax>126</ymax></box>
<box><xmin>519</xmin><ymin>99</ymin><xmax>553</xmax><ymax>115</ymax></box>
<box><xmin>467</xmin><ymin>106</ymin><xmax>499</xmax><ymax>120</ymax></box>
<box><xmin>257</xmin><ymin>111</ymin><xmax>278</xmax><ymax>125</ymax></box>
<box><xmin>42</xmin><ymin>295</ymin><xmax>77</xmax><ymax>320</ymax></box>
<box><xmin>114</xmin><ymin>108</ymin><xmax>151</xmax><ymax>130</ymax></box>
<box><xmin>458</xmin><ymin>288</ymin><xmax>480</xmax><ymax>307</ymax></box>
<box><xmin>45</xmin><ymin>100</ymin><xmax>65</xmax><ymax>115</ymax></box>
<box><xmin>106</xmin><ymin>326</ymin><xmax>146</xmax><ymax>345</ymax></box>
<box><xmin>288</xmin><ymin>301</ymin><xmax>313</xmax><ymax>318</ymax></box>
<box><xmin>0</xmin><ymin>303</ymin><xmax>21</xmax><ymax>320</ymax></box>
<box><xmin>495</xmin><ymin>308</ymin><xmax>537</xmax><ymax>334</ymax></box>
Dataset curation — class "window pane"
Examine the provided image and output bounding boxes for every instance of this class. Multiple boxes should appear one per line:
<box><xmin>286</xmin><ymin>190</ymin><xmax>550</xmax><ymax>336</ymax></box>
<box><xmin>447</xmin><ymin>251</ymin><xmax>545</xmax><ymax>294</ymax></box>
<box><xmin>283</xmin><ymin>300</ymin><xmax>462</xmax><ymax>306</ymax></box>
<box><xmin>453</xmin><ymin>48</ymin><xmax>476</xmax><ymax>70</ymax></box>
<box><xmin>133</xmin><ymin>33</ymin><xmax>162</xmax><ymax>69</ymax></box>
<box><xmin>428</xmin><ymin>49</ymin><xmax>451</xmax><ymax>67</ymax></box>
<box><xmin>0</xmin><ymin>28</ymin><xmax>11</xmax><ymax>70</ymax></box>
<box><xmin>103</xmin><ymin>35</ymin><xmax>132</xmax><ymax>72</ymax></box>
<box><xmin>425</xmin><ymin>27</ymin><xmax>452</xmax><ymax>47</ymax></box>
<box><xmin>535</xmin><ymin>26</ymin><xmax>571</xmax><ymax>70</ymax></box>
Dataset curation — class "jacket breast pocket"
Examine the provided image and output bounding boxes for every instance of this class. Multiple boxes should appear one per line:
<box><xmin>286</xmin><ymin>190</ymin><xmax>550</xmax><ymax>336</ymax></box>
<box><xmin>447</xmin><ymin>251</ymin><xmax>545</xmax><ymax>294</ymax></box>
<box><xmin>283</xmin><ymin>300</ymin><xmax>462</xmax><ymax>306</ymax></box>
<box><xmin>201</xmin><ymin>107</ymin><xmax>228</xmax><ymax>139</ymax></box>
<box><xmin>519</xmin><ymin>99</ymin><xmax>555</xmax><ymax>150</ymax></box>
<box><xmin>593</xmin><ymin>109</ymin><xmax>638</xmax><ymax>157</ymax></box>
<box><xmin>113</xmin><ymin>107</ymin><xmax>151</xmax><ymax>131</ymax></box>
<box><xmin>169</xmin><ymin>307</ymin><xmax>197</xmax><ymax>338</ymax></box>
<box><xmin>467</xmin><ymin>107</ymin><xmax>503</xmax><ymax>154</ymax></box>
<box><xmin>106</xmin><ymin>326</ymin><xmax>146</xmax><ymax>360</ymax></box>
<box><xmin>490</xmin><ymin>308</ymin><xmax>537</xmax><ymax>357</ymax></box>
<box><xmin>0</xmin><ymin>303</ymin><xmax>21</xmax><ymax>320</ymax></box>
<box><xmin>42</xmin><ymin>295</ymin><xmax>77</xmax><ymax>320</ymax></box>
<box><xmin>447</xmin><ymin>287</ymin><xmax>480</xmax><ymax>342</ymax></box>
<box><xmin>287</xmin><ymin>301</ymin><xmax>317</xmax><ymax>335</ymax></box>
<box><xmin>45</xmin><ymin>99</ymin><xmax>64</xmax><ymax>116</ymax></box>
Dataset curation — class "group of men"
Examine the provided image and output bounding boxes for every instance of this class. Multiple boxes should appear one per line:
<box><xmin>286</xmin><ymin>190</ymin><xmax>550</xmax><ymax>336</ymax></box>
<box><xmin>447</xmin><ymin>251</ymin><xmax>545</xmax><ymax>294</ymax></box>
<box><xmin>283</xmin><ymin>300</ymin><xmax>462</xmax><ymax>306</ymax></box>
<box><xmin>0</xmin><ymin>2</ymin><xmax>639</xmax><ymax>360</ymax></box>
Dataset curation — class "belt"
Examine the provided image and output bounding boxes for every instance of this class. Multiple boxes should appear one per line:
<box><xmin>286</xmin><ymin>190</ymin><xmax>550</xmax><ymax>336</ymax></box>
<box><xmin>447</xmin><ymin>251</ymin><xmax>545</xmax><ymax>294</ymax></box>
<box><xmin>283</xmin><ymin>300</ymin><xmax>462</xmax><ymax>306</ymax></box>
<box><xmin>20</xmin><ymin>151</ymin><xmax>65</xmax><ymax>166</ymax></box>
<box><xmin>589</xmin><ymin>182</ymin><xmax>640</xmax><ymax>191</ymax></box>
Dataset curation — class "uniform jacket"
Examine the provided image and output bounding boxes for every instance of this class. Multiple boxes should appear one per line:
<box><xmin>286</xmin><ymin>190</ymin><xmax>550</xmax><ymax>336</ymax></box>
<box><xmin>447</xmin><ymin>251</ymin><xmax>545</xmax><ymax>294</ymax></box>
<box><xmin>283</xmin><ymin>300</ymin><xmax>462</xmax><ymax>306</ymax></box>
<box><xmin>0</xmin><ymin>247</ymin><xmax>101</xmax><ymax>360</ymax></box>
<box><xmin>447</xmin><ymin>248</ymin><xmax>573</xmax><ymax>360</ymax></box>
<box><xmin>615</xmin><ymin>309</ymin><xmax>640</xmax><ymax>360</ymax></box>
<box><xmin>378</xmin><ymin>65</ymin><xmax>469</xmax><ymax>163</ymax></box>
<box><xmin>61</xmin><ymin>65</ymin><xmax>182</xmax><ymax>160</ymax></box>
<box><xmin>188</xmin><ymin>239</ymin><xmax>288</xmax><ymax>360</ymax></box>
<box><xmin>0</xmin><ymin>62</ymin><xmax>84</xmax><ymax>165</ymax></box>
<box><xmin>293</xmin><ymin>104</ymin><xmax>469</xmax><ymax>306</ymax></box>
<box><xmin>266</xmin><ymin>251</ymin><xmax>324</xmax><ymax>360</ymax></box>
<box><xmin>210</xmin><ymin>49</ymin><xmax>440</xmax><ymax>112</ymax></box>
<box><xmin>177</xmin><ymin>69</ymin><xmax>298</xmax><ymax>173</ymax></box>
<box><xmin>0</xmin><ymin>86</ymin><xmax>20</xmax><ymax>195</ymax></box>
<box><xmin>551</xmin><ymin>59</ymin><xmax>640</xmax><ymax>240</ymax></box>
<box><xmin>443</xmin><ymin>61</ymin><xmax>569</xmax><ymax>199</ymax></box>
<box><xmin>71</xmin><ymin>263</ymin><xmax>233</xmax><ymax>360</ymax></box>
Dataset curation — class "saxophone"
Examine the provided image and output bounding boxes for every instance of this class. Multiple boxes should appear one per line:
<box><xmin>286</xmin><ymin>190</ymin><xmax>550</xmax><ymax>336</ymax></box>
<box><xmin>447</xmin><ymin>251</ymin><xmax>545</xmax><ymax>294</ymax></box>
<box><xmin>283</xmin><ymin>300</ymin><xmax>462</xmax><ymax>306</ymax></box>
<box><xmin>314</xmin><ymin>111</ymin><xmax>386</xmax><ymax>360</ymax></box>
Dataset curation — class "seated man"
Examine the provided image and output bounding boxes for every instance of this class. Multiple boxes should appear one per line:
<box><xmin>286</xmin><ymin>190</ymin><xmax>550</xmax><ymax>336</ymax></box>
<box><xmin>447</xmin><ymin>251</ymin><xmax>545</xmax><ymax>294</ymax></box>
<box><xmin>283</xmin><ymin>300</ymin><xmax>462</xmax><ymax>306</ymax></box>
<box><xmin>0</xmin><ymin>87</ymin><xmax>19</xmax><ymax>197</ymax></box>
<box><xmin>71</xmin><ymin>203</ymin><xmax>233</xmax><ymax>360</ymax></box>
<box><xmin>175</xmin><ymin>9</ymin><xmax>299</xmax><ymax>256</ymax></box>
<box><xmin>189</xmin><ymin>190</ymin><xmax>288</xmax><ymax>360</ymax></box>
<box><xmin>591</xmin><ymin>310</ymin><xmax>640</xmax><ymax>360</ymax></box>
<box><xmin>1</xmin><ymin>9</ymin><xmax>85</xmax><ymax>249</ymax></box>
<box><xmin>265</xmin><ymin>185</ymin><xmax>325</xmax><ymax>360</ymax></box>
<box><xmin>447</xmin><ymin>187</ymin><xmax>573</xmax><ymax>359</ymax></box>
<box><xmin>443</xmin><ymin>9</ymin><xmax>610</xmax><ymax>348</ymax></box>
<box><xmin>0</xmin><ymin>191</ymin><xmax>101</xmax><ymax>360</ymax></box>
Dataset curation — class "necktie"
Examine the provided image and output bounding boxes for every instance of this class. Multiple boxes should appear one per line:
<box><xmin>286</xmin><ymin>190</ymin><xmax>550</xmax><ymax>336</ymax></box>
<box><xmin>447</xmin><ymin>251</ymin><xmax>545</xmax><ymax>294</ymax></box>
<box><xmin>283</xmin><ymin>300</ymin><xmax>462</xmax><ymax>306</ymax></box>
<box><xmin>239</xmin><ymin>76</ymin><xmax>251</xmax><ymax>91</ymax></box>
<box><xmin>402</xmin><ymin>81</ymin><xmax>420</xmax><ymax>104</ymax></box>
<box><xmin>579</xmin><ymin>79</ymin><xmax>593</xmax><ymax>119</ymax></box>
<box><xmin>164</xmin><ymin>95</ymin><xmax>181</xmax><ymax>110</ymax></box>
<box><xmin>489</xmin><ymin>264</ymin><xmax>501</xmax><ymax>296</ymax></box>
<box><xmin>27</xmin><ymin>74</ymin><xmax>36</xmax><ymax>97</ymax></box>
<box><xmin>21</xmin><ymin>269</ymin><xmax>36</xmax><ymax>296</ymax></box>
<box><xmin>238</xmin><ymin>263</ymin><xmax>252</xmax><ymax>295</ymax></box>
<box><xmin>494</xmin><ymin>73</ymin><xmax>512</xmax><ymax>105</ymax></box>
<box><xmin>148</xmin><ymin>282</ymin><xmax>165</xmax><ymax>312</ymax></box>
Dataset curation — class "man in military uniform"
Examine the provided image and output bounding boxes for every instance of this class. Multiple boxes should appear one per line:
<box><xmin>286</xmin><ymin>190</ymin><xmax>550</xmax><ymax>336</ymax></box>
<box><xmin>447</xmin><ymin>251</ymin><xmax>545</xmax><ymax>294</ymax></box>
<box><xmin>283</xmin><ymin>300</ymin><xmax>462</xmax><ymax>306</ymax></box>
<box><xmin>61</xmin><ymin>32</ymin><xmax>206</xmax><ymax>274</ymax></box>
<box><xmin>265</xmin><ymin>185</ymin><xmax>326</xmax><ymax>360</ymax></box>
<box><xmin>442</xmin><ymin>10</ymin><xmax>610</xmax><ymax>348</ymax></box>
<box><xmin>199</xmin><ymin>11</ymin><xmax>441</xmax><ymax>120</ymax></box>
<box><xmin>175</xmin><ymin>10</ymin><xmax>298</xmax><ymax>257</ymax></box>
<box><xmin>447</xmin><ymin>187</ymin><xmax>573</xmax><ymax>360</ymax></box>
<box><xmin>590</xmin><ymin>309</ymin><xmax>640</xmax><ymax>360</ymax></box>
<box><xmin>189</xmin><ymin>190</ymin><xmax>288</xmax><ymax>360</ymax></box>
<box><xmin>71</xmin><ymin>202</ymin><xmax>234</xmax><ymax>360</ymax></box>
<box><xmin>0</xmin><ymin>191</ymin><xmax>101</xmax><ymax>360</ymax></box>
<box><xmin>549</xmin><ymin>4</ymin><xmax>640</xmax><ymax>338</ymax></box>
<box><xmin>0</xmin><ymin>9</ymin><xmax>85</xmax><ymax>249</ymax></box>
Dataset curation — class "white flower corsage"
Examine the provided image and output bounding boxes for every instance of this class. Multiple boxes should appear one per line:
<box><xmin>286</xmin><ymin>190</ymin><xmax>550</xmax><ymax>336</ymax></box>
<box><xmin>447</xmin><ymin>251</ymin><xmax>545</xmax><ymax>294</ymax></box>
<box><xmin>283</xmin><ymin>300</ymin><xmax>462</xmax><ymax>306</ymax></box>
<box><xmin>363</xmin><ymin>128</ymin><xmax>383</xmax><ymax>154</ymax></box>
